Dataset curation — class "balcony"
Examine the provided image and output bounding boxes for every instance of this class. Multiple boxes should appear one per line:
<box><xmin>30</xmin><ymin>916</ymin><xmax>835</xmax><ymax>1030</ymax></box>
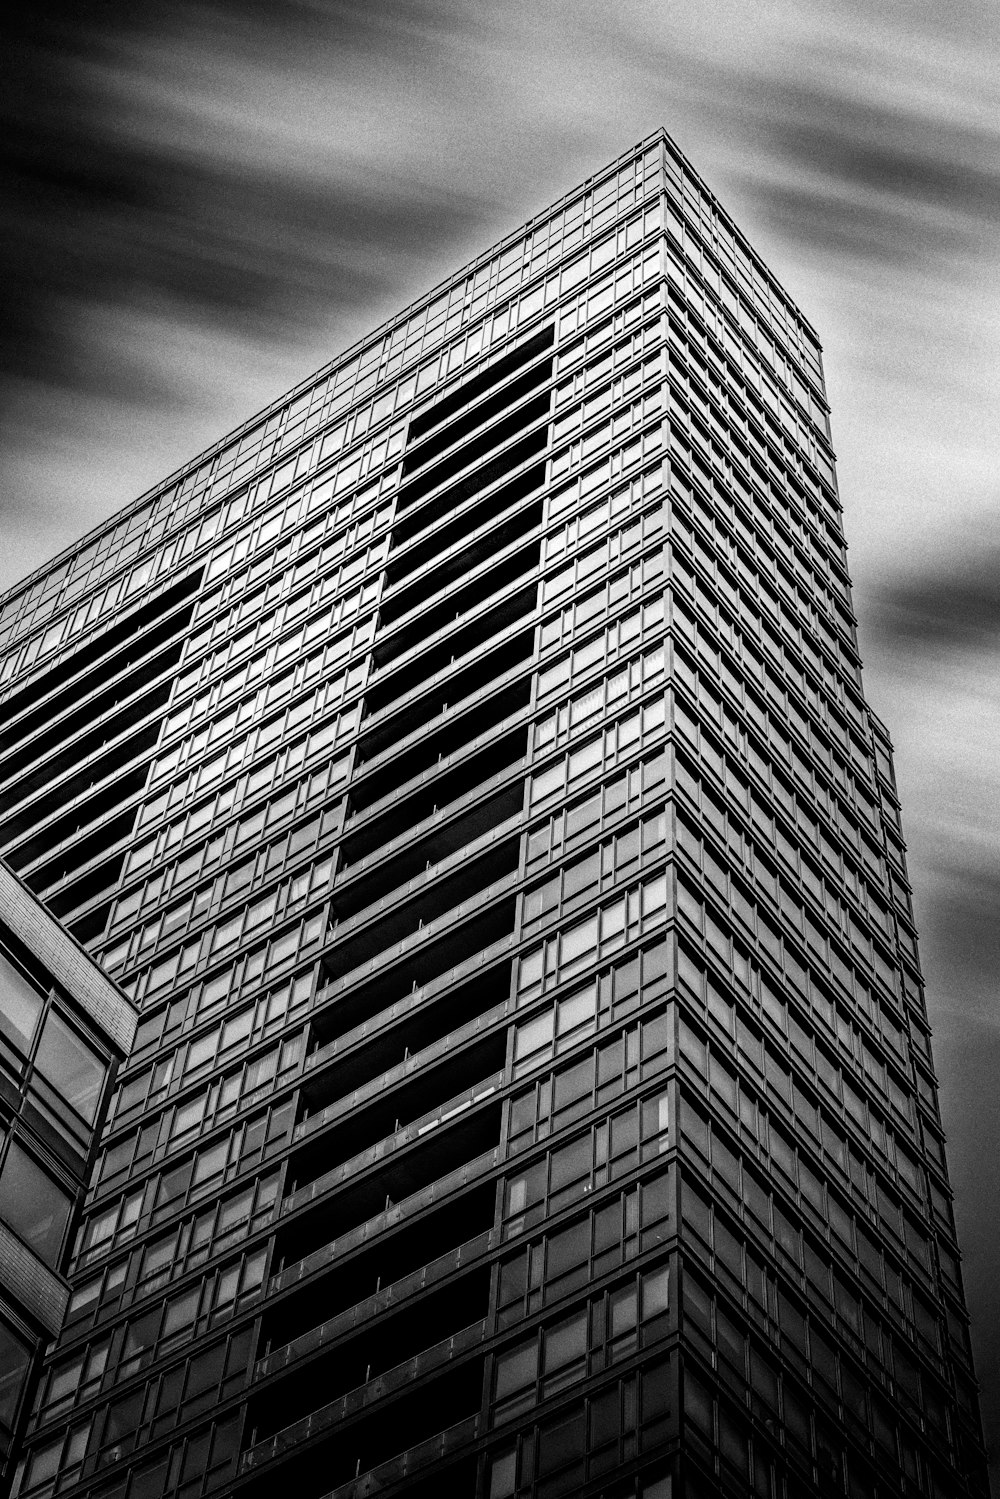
<box><xmin>270</xmin><ymin>1146</ymin><xmax>499</xmax><ymax>1294</ymax></box>
<box><xmin>254</xmin><ymin>1228</ymin><xmax>494</xmax><ymax>1382</ymax></box>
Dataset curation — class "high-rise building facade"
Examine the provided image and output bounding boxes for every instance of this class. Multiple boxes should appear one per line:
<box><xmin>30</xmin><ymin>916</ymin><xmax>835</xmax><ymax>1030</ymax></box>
<box><xmin>0</xmin><ymin>129</ymin><xmax>989</xmax><ymax>1499</ymax></box>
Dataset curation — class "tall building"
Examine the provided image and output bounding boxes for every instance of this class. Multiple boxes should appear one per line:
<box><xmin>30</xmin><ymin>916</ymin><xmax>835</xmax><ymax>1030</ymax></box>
<box><xmin>0</xmin><ymin>129</ymin><xmax>989</xmax><ymax>1499</ymax></box>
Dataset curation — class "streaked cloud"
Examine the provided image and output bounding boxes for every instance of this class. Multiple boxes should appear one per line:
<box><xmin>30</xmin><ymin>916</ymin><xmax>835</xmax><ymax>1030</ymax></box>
<box><xmin>1</xmin><ymin>0</ymin><xmax>998</xmax><ymax>1470</ymax></box>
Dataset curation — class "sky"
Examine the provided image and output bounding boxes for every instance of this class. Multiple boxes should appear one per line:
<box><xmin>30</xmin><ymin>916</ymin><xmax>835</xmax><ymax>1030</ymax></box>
<box><xmin>1</xmin><ymin>0</ymin><xmax>998</xmax><ymax>1471</ymax></box>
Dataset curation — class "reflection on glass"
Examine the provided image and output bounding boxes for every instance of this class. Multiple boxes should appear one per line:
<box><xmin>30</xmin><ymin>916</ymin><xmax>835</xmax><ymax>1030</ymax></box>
<box><xmin>0</xmin><ymin>1319</ymin><xmax>31</xmax><ymax>1437</ymax></box>
<box><xmin>34</xmin><ymin>1013</ymin><xmax>106</xmax><ymax>1125</ymax></box>
<box><xmin>0</xmin><ymin>1143</ymin><xmax>71</xmax><ymax>1267</ymax></box>
<box><xmin>0</xmin><ymin>953</ymin><xmax>44</xmax><ymax>1057</ymax></box>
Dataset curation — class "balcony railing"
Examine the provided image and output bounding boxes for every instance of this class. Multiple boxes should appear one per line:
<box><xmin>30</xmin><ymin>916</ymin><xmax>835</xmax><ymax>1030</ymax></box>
<box><xmin>240</xmin><ymin>1319</ymin><xmax>486</xmax><ymax>1470</ymax></box>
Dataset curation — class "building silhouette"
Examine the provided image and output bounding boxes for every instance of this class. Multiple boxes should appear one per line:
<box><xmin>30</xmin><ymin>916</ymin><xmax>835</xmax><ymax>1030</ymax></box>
<box><xmin>0</xmin><ymin>129</ymin><xmax>989</xmax><ymax>1498</ymax></box>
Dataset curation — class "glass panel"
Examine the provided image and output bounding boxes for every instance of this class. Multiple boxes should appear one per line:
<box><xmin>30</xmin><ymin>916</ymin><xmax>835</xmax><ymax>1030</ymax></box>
<box><xmin>0</xmin><ymin>1319</ymin><xmax>32</xmax><ymax>1433</ymax></box>
<box><xmin>34</xmin><ymin>1012</ymin><xmax>106</xmax><ymax>1124</ymax></box>
<box><xmin>0</xmin><ymin>953</ymin><xmax>44</xmax><ymax>1056</ymax></box>
<box><xmin>0</xmin><ymin>1144</ymin><xmax>72</xmax><ymax>1266</ymax></box>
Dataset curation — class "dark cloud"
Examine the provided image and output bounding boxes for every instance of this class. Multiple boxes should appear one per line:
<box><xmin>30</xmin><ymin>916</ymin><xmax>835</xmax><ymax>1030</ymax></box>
<box><xmin>751</xmin><ymin>181</ymin><xmax>973</xmax><ymax>267</ymax></box>
<box><xmin>921</xmin><ymin>860</ymin><xmax>1000</xmax><ymax>1009</ymax></box>
<box><xmin>720</xmin><ymin>75</ymin><xmax>1000</xmax><ymax>266</ymax></box>
<box><xmin>0</xmin><ymin>5</ymin><xmax>999</xmax><ymax>1473</ymax></box>
<box><xmin>0</xmin><ymin>1</ymin><xmax>479</xmax><ymax>400</ymax></box>
<box><xmin>865</xmin><ymin>539</ymin><xmax>1000</xmax><ymax>651</ymax></box>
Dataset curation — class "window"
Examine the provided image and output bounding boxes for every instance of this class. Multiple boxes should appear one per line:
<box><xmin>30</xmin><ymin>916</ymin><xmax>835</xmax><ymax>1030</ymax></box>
<box><xmin>0</xmin><ymin>1143</ymin><xmax>72</xmax><ymax>1266</ymax></box>
<box><xmin>0</xmin><ymin>1319</ymin><xmax>32</xmax><ymax>1442</ymax></box>
<box><xmin>0</xmin><ymin>951</ymin><xmax>44</xmax><ymax>1056</ymax></box>
<box><xmin>34</xmin><ymin>1011</ymin><xmax>106</xmax><ymax>1124</ymax></box>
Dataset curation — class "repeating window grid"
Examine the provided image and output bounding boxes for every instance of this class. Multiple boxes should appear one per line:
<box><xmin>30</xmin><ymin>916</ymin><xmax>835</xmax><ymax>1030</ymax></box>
<box><xmin>105</xmin><ymin>838</ymin><xmax>337</xmax><ymax>993</ymax></box>
<box><xmin>536</xmin><ymin>564</ymin><xmax>667</xmax><ymax>705</ymax></box>
<box><xmin>480</xmin><ymin>939</ymin><xmax>666</xmax><ymax>1101</ymax></box>
<box><xmin>664</xmin><ymin>273</ymin><xmax>845</xmax><ymax>551</ymax></box>
<box><xmin>514</xmin><ymin>868</ymin><xmax>671</xmax><ymax>1007</ymax></box>
<box><xmin>666</xmin><ymin>386</ymin><xmax>850</xmax><ymax>650</ymax></box>
<box><xmin>677</xmin><ymin>1106</ymin><xmax>957</xmax><ymax>1422</ymax></box>
<box><xmin>672</xmin><ymin>726</ymin><xmax>910</xmax><ymax>1059</ymax></box>
<box><xmin>663</xmin><ymin>301</ymin><xmax>841</xmax><ymax>574</ymax></box>
<box><xmin>121</xmin><ymin>881</ymin><xmax>328</xmax><ymax>1011</ymax></box>
<box><xmin>664</xmin><ymin>307</ymin><xmax>850</xmax><ymax>611</ymax></box>
<box><xmin>106</xmin><ymin>784</ymin><xmax>344</xmax><ymax>995</ymax></box>
<box><xmin>545</xmin><ymin>473</ymin><xmax>667</xmax><ymax>587</ymax></box>
<box><xmin>672</xmin><ymin>649</ymin><xmax>880</xmax><ymax>883</ymax></box>
<box><xmin>668</xmin><ymin>384</ymin><xmax>852</xmax><ymax>633</ymax></box>
<box><xmin>669</xmin><ymin>532</ymin><xmax>872</xmax><ymax>800</ymax></box>
<box><xmin>58</xmin><ymin>971</ymin><xmax>677</xmax><ymax>1463</ymax></box>
<box><xmin>551</xmin><ymin>349</ymin><xmax>666</xmax><ymax>446</ymax></box>
<box><xmin>63</xmin><ymin>1169</ymin><xmax>280</xmax><ymax>1338</ymax></box>
<box><xmin>672</xmin><ymin>829</ymin><xmax>912</xmax><ymax>1139</ymax></box>
<box><xmin>341</xmin><ymin>337</ymin><xmax>665</xmax><ymax>683</ymax></box>
<box><xmin>148</xmin><ymin>657</ymin><xmax>366</xmax><ymax>809</ymax></box>
<box><xmin>670</xmin><ymin>644</ymin><xmax>921</xmax><ymax>991</ymax></box>
<box><xmin>93</xmin><ymin>521</ymin><xmax>692</xmax><ymax>977</ymax></box>
<box><xmin>680</xmin><ymin>1248</ymin><xmax>953</xmax><ymax>1492</ymax></box>
<box><xmin>92</xmin><ymin>1021</ymin><xmax>305</xmax><ymax>1187</ymax></box>
<box><xmin>664</xmin><ymin>329</ymin><xmax>856</xmax><ymax>649</ymax></box>
<box><xmin>109</xmin><ymin>802</ymin><xmax>341</xmax><ymax>951</ymax></box>
<box><xmin>673</xmin><ymin>810</ymin><xmax>915</xmax><ymax>1140</ymax></box>
<box><xmin>0</xmin><ymin>412</ymin><xmax>402</xmax><ymax>693</ymax></box>
<box><xmin>495</xmin><ymin>1169</ymin><xmax>673</xmax><ymax>1333</ymax></box>
<box><xmin>135</xmin><ymin>645</ymin><xmax>366</xmax><ymax>834</ymax></box>
<box><xmin>672</xmin><ymin>621</ymin><xmax>883</xmax><ymax>865</ymax></box>
<box><xmin>520</xmin><ymin>810</ymin><xmax>670</xmax><ymax>941</ymax></box>
<box><xmin>532</xmin><ymin>641</ymin><xmax>667</xmax><ymax>760</ymax></box>
<box><xmin>77</xmin><ymin>1087</ymin><xmax>295</xmax><ymax>1272</ymax></box>
<box><xmin>490</xmin><ymin>1261</ymin><xmax>671</xmax><ymax>1422</ymax></box>
<box><xmin>673</xmin><ymin>885</ymin><xmax>932</xmax><ymax>1220</ymax></box>
<box><xmin>663</xmin><ymin>212</ymin><xmax>832</xmax><ymax>456</ymax></box>
<box><xmin>524</xmin><ymin>744</ymin><xmax>669</xmax><ymax>881</ymax></box>
<box><xmin>506</xmin><ymin>1005</ymin><xmax>672</xmax><ymax>1158</ymax></box>
<box><xmin>527</xmin><ymin>691</ymin><xmax>669</xmax><ymax>817</ymax></box>
<box><xmin>193</xmin><ymin>494</ymin><xmax>394</xmax><ymax>635</ymax></box>
<box><xmin>659</xmin><ymin>134</ymin><xmax>824</xmax><ymax>386</ymax></box>
<box><xmin>117</xmin><ymin>970</ymin><xmax>315</xmax><ymax>1134</ymax></box>
<box><xmin>663</xmin><ymin>172</ymin><xmax>829</xmax><ymax>415</ymax></box>
<box><xmin>671</xmin><ymin>530</ymin><xmax>858</xmax><ymax>739</ymax></box>
<box><xmin>552</xmin><ymin>305</ymin><xmax>664</xmax><ymax>395</ymax></box>
<box><xmin>548</xmin><ymin>378</ymin><xmax>666</xmax><ymax>489</ymax></box>
<box><xmin>677</xmin><ymin>1094</ymin><xmax>945</xmax><ymax>1391</ymax></box>
<box><xmin>170</xmin><ymin>540</ymin><xmax>387</xmax><ymax>715</ymax></box>
<box><xmin>118</xmin><ymin>707</ymin><xmax>353</xmax><ymax>889</ymax></box>
<box><xmin>501</xmin><ymin>1082</ymin><xmax>671</xmax><ymax>1239</ymax></box>
<box><xmin>668</xmin><ymin>456</ymin><xmax>862</xmax><ymax>698</ymax></box>
<box><xmin>0</xmin><ymin>241</ymin><xmax>629</xmax><ymax>707</ymax></box>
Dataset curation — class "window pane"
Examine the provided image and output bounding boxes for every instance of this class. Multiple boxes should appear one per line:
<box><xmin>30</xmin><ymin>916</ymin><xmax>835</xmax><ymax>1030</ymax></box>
<box><xmin>0</xmin><ymin>953</ymin><xmax>44</xmax><ymax>1056</ymax></box>
<box><xmin>0</xmin><ymin>1319</ymin><xmax>32</xmax><ymax>1432</ymax></box>
<box><xmin>34</xmin><ymin>1013</ymin><xmax>106</xmax><ymax>1125</ymax></box>
<box><xmin>0</xmin><ymin>1144</ymin><xmax>72</xmax><ymax>1266</ymax></box>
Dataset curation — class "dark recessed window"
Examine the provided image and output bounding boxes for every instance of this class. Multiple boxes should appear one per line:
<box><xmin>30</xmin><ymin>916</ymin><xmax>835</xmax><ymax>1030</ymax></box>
<box><xmin>0</xmin><ymin>1318</ymin><xmax>32</xmax><ymax>1443</ymax></box>
<box><xmin>34</xmin><ymin>1013</ymin><xmax>106</xmax><ymax>1126</ymax></box>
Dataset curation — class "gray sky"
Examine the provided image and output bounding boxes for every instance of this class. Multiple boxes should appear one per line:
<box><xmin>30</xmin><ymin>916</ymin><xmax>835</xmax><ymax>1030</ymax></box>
<box><xmin>1</xmin><ymin>0</ymin><xmax>998</xmax><ymax>1467</ymax></box>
